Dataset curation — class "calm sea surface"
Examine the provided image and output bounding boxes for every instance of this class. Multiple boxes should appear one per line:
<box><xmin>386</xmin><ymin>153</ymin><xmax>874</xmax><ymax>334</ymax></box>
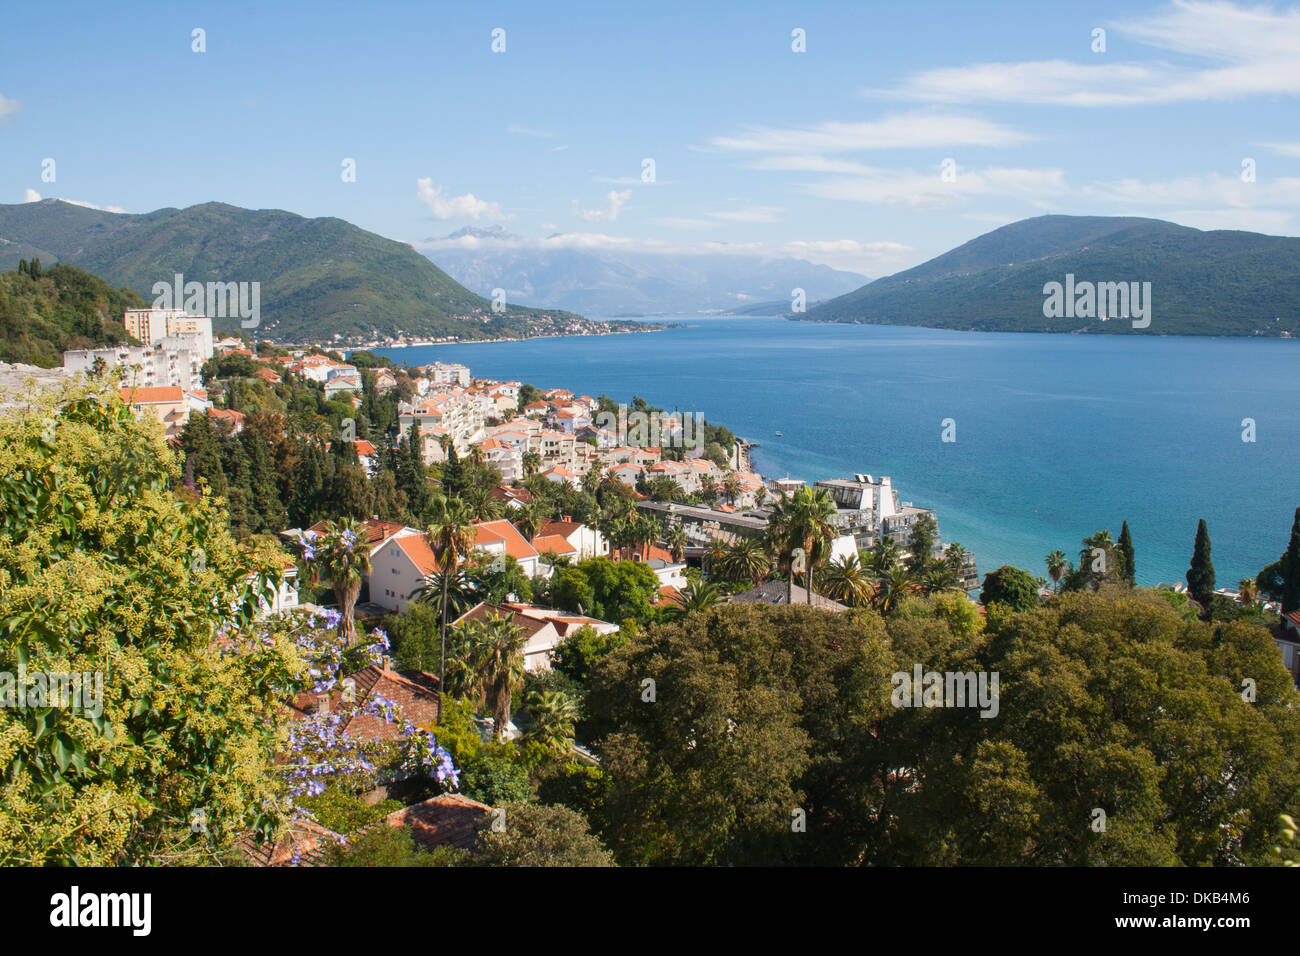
<box><xmin>375</xmin><ymin>316</ymin><xmax>1300</xmax><ymax>586</ymax></box>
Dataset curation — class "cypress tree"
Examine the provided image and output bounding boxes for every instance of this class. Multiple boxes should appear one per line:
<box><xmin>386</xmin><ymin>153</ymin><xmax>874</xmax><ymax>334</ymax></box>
<box><xmin>30</xmin><ymin>258</ymin><xmax>42</xmax><ymax>278</ymax></box>
<box><xmin>1118</xmin><ymin>520</ymin><xmax>1136</xmax><ymax>586</ymax></box>
<box><xmin>1280</xmin><ymin>507</ymin><xmax>1300</xmax><ymax>614</ymax></box>
<box><xmin>1187</xmin><ymin>519</ymin><xmax>1215</xmax><ymax>616</ymax></box>
<box><xmin>17</xmin><ymin>259</ymin><xmax>27</xmax><ymax>275</ymax></box>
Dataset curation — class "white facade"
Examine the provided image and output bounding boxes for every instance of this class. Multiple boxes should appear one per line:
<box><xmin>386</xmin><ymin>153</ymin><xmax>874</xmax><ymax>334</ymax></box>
<box><xmin>123</xmin><ymin>309</ymin><xmax>214</xmax><ymax>361</ymax></box>
<box><xmin>64</xmin><ymin>342</ymin><xmax>202</xmax><ymax>390</ymax></box>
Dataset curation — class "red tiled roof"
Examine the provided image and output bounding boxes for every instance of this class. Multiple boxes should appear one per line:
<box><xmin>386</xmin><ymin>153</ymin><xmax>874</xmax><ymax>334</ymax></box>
<box><xmin>489</xmin><ymin>485</ymin><xmax>532</xmax><ymax>504</ymax></box>
<box><xmin>385</xmin><ymin>794</ymin><xmax>493</xmax><ymax>852</ymax></box>
<box><xmin>235</xmin><ymin>817</ymin><xmax>340</xmax><ymax>867</ymax></box>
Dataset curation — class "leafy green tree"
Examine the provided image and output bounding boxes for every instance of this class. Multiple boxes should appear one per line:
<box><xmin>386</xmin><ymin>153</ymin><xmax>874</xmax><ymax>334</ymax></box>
<box><xmin>475</xmin><ymin>802</ymin><xmax>614</xmax><ymax>866</ymax></box>
<box><xmin>329</xmin><ymin>826</ymin><xmax>466</xmax><ymax>867</ymax></box>
<box><xmin>905</xmin><ymin>514</ymin><xmax>939</xmax><ymax>575</ymax></box>
<box><xmin>0</xmin><ymin>387</ymin><xmax>302</xmax><ymax>865</ymax></box>
<box><xmin>979</xmin><ymin>565</ymin><xmax>1040</xmax><ymax>613</ymax></box>
<box><xmin>552</xmin><ymin>625</ymin><xmax>628</xmax><ymax>684</ymax></box>
<box><xmin>586</xmin><ymin>604</ymin><xmax>896</xmax><ymax>865</ymax></box>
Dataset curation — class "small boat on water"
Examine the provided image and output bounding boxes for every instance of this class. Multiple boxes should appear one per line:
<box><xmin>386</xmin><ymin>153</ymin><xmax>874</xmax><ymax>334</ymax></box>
<box><xmin>774</xmin><ymin>431</ymin><xmax>783</xmax><ymax>437</ymax></box>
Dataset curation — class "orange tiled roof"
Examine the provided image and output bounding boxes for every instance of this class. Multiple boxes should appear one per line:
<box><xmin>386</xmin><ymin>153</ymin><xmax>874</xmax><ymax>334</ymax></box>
<box><xmin>118</xmin><ymin>386</ymin><xmax>184</xmax><ymax>404</ymax></box>
<box><xmin>531</xmin><ymin>534</ymin><xmax>577</xmax><ymax>555</ymax></box>
<box><xmin>474</xmin><ymin>520</ymin><xmax>538</xmax><ymax>561</ymax></box>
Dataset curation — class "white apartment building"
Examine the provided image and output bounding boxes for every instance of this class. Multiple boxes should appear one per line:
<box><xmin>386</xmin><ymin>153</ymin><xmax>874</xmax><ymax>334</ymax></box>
<box><xmin>64</xmin><ymin>339</ymin><xmax>203</xmax><ymax>390</ymax></box>
<box><xmin>123</xmin><ymin>309</ymin><xmax>214</xmax><ymax>361</ymax></box>
<box><xmin>423</xmin><ymin>362</ymin><xmax>471</xmax><ymax>387</ymax></box>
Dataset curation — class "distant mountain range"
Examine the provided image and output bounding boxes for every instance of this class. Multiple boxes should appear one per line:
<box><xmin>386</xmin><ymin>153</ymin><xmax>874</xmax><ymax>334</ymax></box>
<box><xmin>0</xmin><ymin>200</ymin><xmax>642</xmax><ymax>343</ymax></box>
<box><xmin>423</xmin><ymin>227</ymin><xmax>869</xmax><ymax>316</ymax></box>
<box><xmin>803</xmin><ymin>215</ymin><xmax>1300</xmax><ymax>336</ymax></box>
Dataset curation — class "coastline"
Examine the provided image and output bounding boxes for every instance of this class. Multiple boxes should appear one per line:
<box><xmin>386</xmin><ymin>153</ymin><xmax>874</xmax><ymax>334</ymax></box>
<box><xmin>330</xmin><ymin>324</ymin><xmax>671</xmax><ymax>354</ymax></box>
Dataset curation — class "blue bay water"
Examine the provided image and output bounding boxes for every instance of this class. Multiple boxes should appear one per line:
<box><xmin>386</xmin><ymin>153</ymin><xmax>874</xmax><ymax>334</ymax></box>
<box><xmin>375</xmin><ymin>317</ymin><xmax>1300</xmax><ymax>587</ymax></box>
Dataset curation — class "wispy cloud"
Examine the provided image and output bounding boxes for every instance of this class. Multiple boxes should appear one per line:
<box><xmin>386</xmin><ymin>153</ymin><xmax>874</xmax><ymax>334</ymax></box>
<box><xmin>415</xmin><ymin>230</ymin><xmax>912</xmax><ymax>274</ymax></box>
<box><xmin>0</xmin><ymin>94</ymin><xmax>21</xmax><ymax>121</ymax></box>
<box><xmin>416</xmin><ymin>177</ymin><xmax>508</xmax><ymax>220</ymax></box>
<box><xmin>506</xmin><ymin>124</ymin><xmax>556</xmax><ymax>138</ymax></box>
<box><xmin>710</xmin><ymin>112</ymin><xmax>1033</xmax><ymax>153</ymax></box>
<box><xmin>573</xmin><ymin>189</ymin><xmax>631</xmax><ymax>222</ymax></box>
<box><xmin>873</xmin><ymin>1</ymin><xmax>1300</xmax><ymax>106</ymax></box>
<box><xmin>802</xmin><ymin>164</ymin><xmax>1068</xmax><ymax>209</ymax></box>
<box><xmin>1259</xmin><ymin>142</ymin><xmax>1300</xmax><ymax>158</ymax></box>
<box><xmin>23</xmin><ymin>189</ymin><xmax>40</xmax><ymax>202</ymax></box>
<box><xmin>707</xmin><ymin>205</ymin><xmax>783</xmax><ymax>223</ymax></box>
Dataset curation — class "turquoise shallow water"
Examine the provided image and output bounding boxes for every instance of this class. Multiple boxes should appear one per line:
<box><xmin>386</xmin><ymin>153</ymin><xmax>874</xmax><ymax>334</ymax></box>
<box><xmin>374</xmin><ymin>316</ymin><xmax>1300</xmax><ymax>587</ymax></box>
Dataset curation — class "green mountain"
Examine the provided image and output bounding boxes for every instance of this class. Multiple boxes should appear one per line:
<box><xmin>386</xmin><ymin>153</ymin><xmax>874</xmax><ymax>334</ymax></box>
<box><xmin>802</xmin><ymin>215</ymin><xmax>1300</xmax><ymax>336</ymax></box>
<box><xmin>0</xmin><ymin>200</ymin><xmax>638</xmax><ymax>343</ymax></box>
<box><xmin>0</xmin><ymin>261</ymin><xmax>142</xmax><ymax>367</ymax></box>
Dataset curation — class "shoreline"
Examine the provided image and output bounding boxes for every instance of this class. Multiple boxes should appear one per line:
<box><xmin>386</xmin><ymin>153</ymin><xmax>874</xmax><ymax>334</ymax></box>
<box><xmin>326</xmin><ymin>324</ymin><xmax>671</xmax><ymax>354</ymax></box>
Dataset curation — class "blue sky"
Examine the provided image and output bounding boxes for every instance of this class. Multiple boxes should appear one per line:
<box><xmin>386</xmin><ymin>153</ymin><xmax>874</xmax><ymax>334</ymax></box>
<box><xmin>3</xmin><ymin>0</ymin><xmax>1299</xmax><ymax>275</ymax></box>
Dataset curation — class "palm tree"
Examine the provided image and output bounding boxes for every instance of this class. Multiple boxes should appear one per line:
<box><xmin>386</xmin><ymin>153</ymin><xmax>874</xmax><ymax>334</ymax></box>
<box><xmin>522</xmin><ymin>689</ymin><xmax>581</xmax><ymax>755</ymax></box>
<box><xmin>866</xmin><ymin>537</ymin><xmax>902</xmax><ymax>577</ymax></box>
<box><xmin>425</xmin><ymin>493</ymin><xmax>479</xmax><ymax>722</ymax></box>
<box><xmin>768</xmin><ymin>486</ymin><xmax>837</xmax><ymax>603</ymax></box>
<box><xmin>442</xmin><ymin>618</ymin><xmax>492</xmax><ymax>704</ymax></box>
<box><xmin>719</xmin><ymin>537</ymin><xmax>771</xmax><ymax>584</ymax></box>
<box><xmin>522</xmin><ymin>451</ymin><xmax>542</xmax><ymax>477</ymax></box>
<box><xmin>481</xmin><ymin>611</ymin><xmax>529</xmax><ymax>741</ymax></box>
<box><xmin>460</xmin><ymin>484</ymin><xmax>504</xmax><ymax>521</ymax></box>
<box><xmin>302</xmin><ymin>518</ymin><xmax>371</xmax><ymax>644</ymax></box>
<box><xmin>1045</xmin><ymin>549</ymin><xmax>1068</xmax><ymax>593</ymax></box>
<box><xmin>920</xmin><ymin>557</ymin><xmax>961</xmax><ymax>596</ymax></box>
<box><xmin>704</xmin><ymin>539</ymin><xmax>726</xmax><ymax>577</ymax></box>
<box><xmin>1238</xmin><ymin>578</ymin><xmax>1258</xmax><ymax>605</ymax></box>
<box><xmin>581</xmin><ymin>460</ymin><xmax>605</xmax><ymax>496</ymax></box>
<box><xmin>872</xmin><ymin>565</ymin><xmax>913</xmax><ymax>615</ymax></box>
<box><xmin>412</xmin><ymin>567</ymin><xmax>476</xmax><ymax>618</ymax></box>
<box><xmin>943</xmin><ymin>542</ymin><xmax>969</xmax><ymax>582</ymax></box>
<box><xmin>665</xmin><ymin>523</ymin><xmax>689</xmax><ymax>563</ymax></box>
<box><xmin>672</xmin><ymin>579</ymin><xmax>726</xmax><ymax>615</ymax></box>
<box><xmin>821</xmin><ymin>553</ymin><xmax>873</xmax><ymax>608</ymax></box>
<box><xmin>722</xmin><ymin>471</ymin><xmax>743</xmax><ymax>506</ymax></box>
<box><xmin>513</xmin><ymin>500</ymin><xmax>546</xmax><ymax>540</ymax></box>
<box><xmin>1080</xmin><ymin>530</ymin><xmax>1115</xmax><ymax>589</ymax></box>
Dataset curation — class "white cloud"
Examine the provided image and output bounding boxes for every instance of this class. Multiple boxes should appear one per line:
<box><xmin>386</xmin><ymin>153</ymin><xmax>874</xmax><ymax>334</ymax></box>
<box><xmin>506</xmin><ymin>124</ymin><xmax>556</xmax><ymax>138</ymax></box>
<box><xmin>573</xmin><ymin>189</ymin><xmax>631</xmax><ymax>222</ymax></box>
<box><xmin>1081</xmin><ymin>172</ymin><xmax>1300</xmax><ymax>209</ymax></box>
<box><xmin>415</xmin><ymin>230</ymin><xmax>912</xmax><ymax>275</ymax></box>
<box><xmin>874</xmin><ymin>1</ymin><xmax>1300</xmax><ymax>106</ymax></box>
<box><xmin>0</xmin><ymin>94</ymin><xmax>21</xmax><ymax>120</ymax></box>
<box><xmin>23</xmin><ymin>188</ymin><xmax>40</xmax><ymax>202</ymax></box>
<box><xmin>651</xmin><ymin>217</ymin><xmax>718</xmax><ymax>230</ymax></box>
<box><xmin>416</xmin><ymin>178</ymin><xmax>507</xmax><ymax>220</ymax></box>
<box><xmin>1164</xmin><ymin>208</ymin><xmax>1295</xmax><ymax>233</ymax></box>
<box><xmin>803</xmin><ymin>164</ymin><xmax>1068</xmax><ymax>209</ymax></box>
<box><xmin>708</xmin><ymin>205</ymin><xmax>783</xmax><ymax>223</ymax></box>
<box><xmin>59</xmin><ymin>197</ymin><xmax>127</xmax><ymax>214</ymax></box>
<box><xmin>710</xmin><ymin>112</ymin><xmax>1033</xmax><ymax>153</ymax></box>
<box><xmin>1259</xmin><ymin>142</ymin><xmax>1300</xmax><ymax>158</ymax></box>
